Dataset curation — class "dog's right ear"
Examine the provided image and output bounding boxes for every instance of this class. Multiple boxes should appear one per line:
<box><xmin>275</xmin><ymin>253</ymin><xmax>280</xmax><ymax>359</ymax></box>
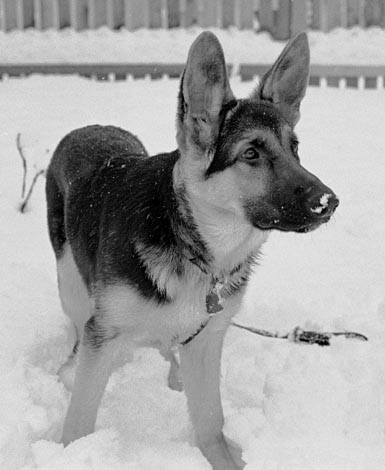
<box><xmin>177</xmin><ymin>32</ymin><xmax>235</xmax><ymax>158</ymax></box>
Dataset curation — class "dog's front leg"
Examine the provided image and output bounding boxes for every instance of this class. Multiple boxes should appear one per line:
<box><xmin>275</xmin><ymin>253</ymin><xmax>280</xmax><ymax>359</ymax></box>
<box><xmin>61</xmin><ymin>315</ymin><xmax>118</xmax><ymax>446</ymax></box>
<box><xmin>179</xmin><ymin>314</ymin><xmax>244</xmax><ymax>470</ymax></box>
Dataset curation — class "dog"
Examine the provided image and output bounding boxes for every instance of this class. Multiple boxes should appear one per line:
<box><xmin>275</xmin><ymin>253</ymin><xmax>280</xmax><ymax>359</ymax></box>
<box><xmin>46</xmin><ymin>31</ymin><xmax>338</xmax><ymax>470</ymax></box>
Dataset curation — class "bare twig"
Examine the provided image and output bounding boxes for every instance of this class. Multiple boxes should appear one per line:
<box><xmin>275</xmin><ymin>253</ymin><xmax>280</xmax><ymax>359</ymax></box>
<box><xmin>20</xmin><ymin>169</ymin><xmax>45</xmax><ymax>213</ymax></box>
<box><xmin>16</xmin><ymin>133</ymin><xmax>27</xmax><ymax>199</ymax></box>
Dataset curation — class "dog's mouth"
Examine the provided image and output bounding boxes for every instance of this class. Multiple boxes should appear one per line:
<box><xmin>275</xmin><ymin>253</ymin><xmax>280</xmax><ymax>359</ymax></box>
<box><xmin>254</xmin><ymin>212</ymin><xmax>333</xmax><ymax>234</ymax></box>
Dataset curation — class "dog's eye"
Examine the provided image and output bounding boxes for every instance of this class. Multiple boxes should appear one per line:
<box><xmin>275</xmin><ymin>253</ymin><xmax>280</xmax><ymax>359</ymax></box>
<box><xmin>242</xmin><ymin>148</ymin><xmax>260</xmax><ymax>161</ymax></box>
<box><xmin>291</xmin><ymin>141</ymin><xmax>299</xmax><ymax>155</ymax></box>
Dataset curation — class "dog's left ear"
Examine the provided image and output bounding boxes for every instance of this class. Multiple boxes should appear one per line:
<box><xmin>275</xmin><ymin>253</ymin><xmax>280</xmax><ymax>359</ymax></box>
<box><xmin>177</xmin><ymin>31</ymin><xmax>235</xmax><ymax>157</ymax></box>
<box><xmin>251</xmin><ymin>32</ymin><xmax>310</xmax><ymax>127</ymax></box>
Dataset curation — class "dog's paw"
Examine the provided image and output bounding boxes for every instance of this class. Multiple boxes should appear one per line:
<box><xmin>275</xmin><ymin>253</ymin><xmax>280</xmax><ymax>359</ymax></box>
<box><xmin>200</xmin><ymin>434</ymin><xmax>245</xmax><ymax>470</ymax></box>
<box><xmin>224</xmin><ymin>436</ymin><xmax>245</xmax><ymax>469</ymax></box>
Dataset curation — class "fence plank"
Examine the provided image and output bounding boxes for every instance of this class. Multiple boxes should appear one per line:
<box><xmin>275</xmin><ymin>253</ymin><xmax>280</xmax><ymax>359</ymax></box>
<box><xmin>124</xmin><ymin>0</ymin><xmax>148</xmax><ymax>29</ymax></box>
<box><xmin>364</xmin><ymin>0</ymin><xmax>383</xmax><ymax>25</ymax></box>
<box><xmin>33</xmin><ymin>0</ymin><xmax>42</xmax><ymax>29</ymax></box>
<box><xmin>57</xmin><ymin>0</ymin><xmax>70</xmax><ymax>28</ymax></box>
<box><xmin>37</xmin><ymin>0</ymin><xmax>61</xmax><ymax>29</ymax></box>
<box><xmin>88</xmin><ymin>0</ymin><xmax>106</xmax><ymax>29</ymax></box>
<box><xmin>167</xmin><ymin>0</ymin><xmax>180</xmax><ymax>27</ymax></box>
<box><xmin>69</xmin><ymin>0</ymin><xmax>88</xmax><ymax>30</ymax></box>
<box><xmin>291</xmin><ymin>0</ymin><xmax>307</xmax><ymax>35</ymax></box>
<box><xmin>234</xmin><ymin>0</ymin><xmax>254</xmax><ymax>29</ymax></box>
<box><xmin>16</xmin><ymin>0</ymin><xmax>24</xmax><ymax>29</ymax></box>
<box><xmin>1</xmin><ymin>0</ymin><xmax>17</xmax><ymax>30</ymax></box>
<box><xmin>160</xmin><ymin>0</ymin><xmax>168</xmax><ymax>28</ymax></box>
<box><xmin>258</xmin><ymin>0</ymin><xmax>274</xmax><ymax>33</ymax></box>
<box><xmin>198</xmin><ymin>0</ymin><xmax>219</xmax><ymax>27</ymax></box>
<box><xmin>358</xmin><ymin>0</ymin><xmax>366</xmax><ymax>26</ymax></box>
<box><xmin>180</xmin><ymin>0</ymin><xmax>197</xmax><ymax>27</ymax></box>
<box><xmin>107</xmin><ymin>0</ymin><xmax>124</xmax><ymax>28</ymax></box>
<box><xmin>340</xmin><ymin>0</ymin><xmax>348</xmax><ymax>27</ymax></box>
<box><xmin>347</xmin><ymin>0</ymin><xmax>360</xmax><ymax>26</ymax></box>
<box><xmin>320</xmin><ymin>0</ymin><xmax>341</xmax><ymax>31</ymax></box>
<box><xmin>275</xmin><ymin>0</ymin><xmax>291</xmax><ymax>39</ymax></box>
<box><xmin>15</xmin><ymin>0</ymin><xmax>34</xmax><ymax>29</ymax></box>
<box><xmin>222</xmin><ymin>0</ymin><xmax>234</xmax><ymax>27</ymax></box>
<box><xmin>149</xmin><ymin>0</ymin><xmax>162</xmax><ymax>27</ymax></box>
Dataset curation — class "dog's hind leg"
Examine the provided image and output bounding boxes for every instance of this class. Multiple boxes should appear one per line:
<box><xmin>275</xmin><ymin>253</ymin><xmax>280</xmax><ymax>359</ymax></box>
<box><xmin>179</xmin><ymin>312</ymin><xmax>245</xmax><ymax>470</ymax></box>
<box><xmin>56</xmin><ymin>243</ymin><xmax>92</xmax><ymax>390</ymax></box>
<box><xmin>61</xmin><ymin>314</ymin><xmax>119</xmax><ymax>445</ymax></box>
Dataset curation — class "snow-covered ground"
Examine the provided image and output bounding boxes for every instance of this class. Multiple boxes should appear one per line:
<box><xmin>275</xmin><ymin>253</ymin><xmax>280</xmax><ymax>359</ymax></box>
<box><xmin>0</xmin><ymin>26</ymin><xmax>385</xmax><ymax>65</ymax></box>
<box><xmin>0</xmin><ymin>73</ymin><xmax>385</xmax><ymax>470</ymax></box>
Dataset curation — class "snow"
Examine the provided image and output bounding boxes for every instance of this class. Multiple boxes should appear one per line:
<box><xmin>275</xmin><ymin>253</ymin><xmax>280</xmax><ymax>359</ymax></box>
<box><xmin>310</xmin><ymin>193</ymin><xmax>331</xmax><ymax>214</ymax></box>
<box><xmin>0</xmin><ymin>74</ymin><xmax>385</xmax><ymax>470</ymax></box>
<box><xmin>0</xmin><ymin>26</ymin><xmax>384</xmax><ymax>65</ymax></box>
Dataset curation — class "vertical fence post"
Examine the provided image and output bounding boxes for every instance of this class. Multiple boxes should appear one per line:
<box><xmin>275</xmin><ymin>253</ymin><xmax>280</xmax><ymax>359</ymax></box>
<box><xmin>319</xmin><ymin>0</ymin><xmax>341</xmax><ymax>31</ymax></box>
<box><xmin>258</xmin><ymin>0</ymin><xmax>274</xmax><ymax>34</ymax></box>
<box><xmin>234</xmin><ymin>0</ymin><xmax>254</xmax><ymax>29</ymax></box>
<box><xmin>148</xmin><ymin>0</ymin><xmax>161</xmax><ymax>27</ymax></box>
<box><xmin>347</xmin><ymin>0</ymin><xmax>360</xmax><ymax>27</ymax></box>
<box><xmin>179</xmin><ymin>0</ymin><xmax>186</xmax><ymax>27</ymax></box>
<box><xmin>107</xmin><ymin>0</ymin><xmax>124</xmax><ymax>29</ymax></box>
<box><xmin>52</xmin><ymin>0</ymin><xmax>60</xmax><ymax>28</ymax></box>
<box><xmin>70</xmin><ymin>0</ymin><xmax>81</xmax><ymax>29</ymax></box>
<box><xmin>106</xmin><ymin>0</ymin><xmax>114</xmax><ymax>28</ymax></box>
<box><xmin>291</xmin><ymin>0</ymin><xmax>308</xmax><ymax>35</ymax></box>
<box><xmin>33</xmin><ymin>0</ymin><xmax>42</xmax><ymax>29</ymax></box>
<box><xmin>161</xmin><ymin>0</ymin><xmax>168</xmax><ymax>28</ymax></box>
<box><xmin>0</xmin><ymin>0</ymin><xmax>4</xmax><ymax>31</ymax></box>
<box><xmin>196</xmin><ymin>0</ymin><xmax>204</xmax><ymax>26</ymax></box>
<box><xmin>197</xmin><ymin>0</ymin><xmax>220</xmax><ymax>27</ymax></box>
<box><xmin>275</xmin><ymin>0</ymin><xmax>291</xmax><ymax>39</ymax></box>
<box><xmin>88</xmin><ymin>0</ymin><xmax>107</xmax><ymax>29</ymax></box>
<box><xmin>364</xmin><ymin>0</ymin><xmax>384</xmax><ymax>26</ymax></box>
<box><xmin>16</xmin><ymin>0</ymin><xmax>23</xmax><ymax>29</ymax></box>
<box><xmin>216</xmin><ymin>0</ymin><xmax>223</xmax><ymax>27</ymax></box>
<box><xmin>222</xmin><ymin>0</ymin><xmax>234</xmax><ymax>27</ymax></box>
<box><xmin>340</xmin><ymin>0</ymin><xmax>348</xmax><ymax>27</ymax></box>
<box><xmin>1</xmin><ymin>0</ymin><xmax>17</xmax><ymax>30</ymax></box>
<box><xmin>124</xmin><ymin>0</ymin><xmax>148</xmax><ymax>30</ymax></box>
<box><xmin>358</xmin><ymin>0</ymin><xmax>366</xmax><ymax>26</ymax></box>
<box><xmin>234</xmin><ymin>0</ymin><xmax>241</xmax><ymax>27</ymax></box>
<box><xmin>37</xmin><ymin>0</ymin><xmax>61</xmax><ymax>29</ymax></box>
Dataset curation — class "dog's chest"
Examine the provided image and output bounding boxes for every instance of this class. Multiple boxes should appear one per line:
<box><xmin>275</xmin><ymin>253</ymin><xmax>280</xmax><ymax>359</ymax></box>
<box><xmin>100</xmin><ymin>261</ymin><xmax>247</xmax><ymax>349</ymax></box>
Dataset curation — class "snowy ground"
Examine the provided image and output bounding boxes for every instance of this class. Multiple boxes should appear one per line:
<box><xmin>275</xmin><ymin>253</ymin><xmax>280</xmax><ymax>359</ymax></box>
<box><xmin>0</xmin><ymin>74</ymin><xmax>385</xmax><ymax>470</ymax></box>
<box><xmin>0</xmin><ymin>26</ymin><xmax>385</xmax><ymax>65</ymax></box>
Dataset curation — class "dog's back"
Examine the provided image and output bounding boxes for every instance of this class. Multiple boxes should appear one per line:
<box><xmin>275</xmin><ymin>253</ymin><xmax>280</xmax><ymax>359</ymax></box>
<box><xmin>46</xmin><ymin>124</ymin><xmax>148</xmax><ymax>259</ymax></box>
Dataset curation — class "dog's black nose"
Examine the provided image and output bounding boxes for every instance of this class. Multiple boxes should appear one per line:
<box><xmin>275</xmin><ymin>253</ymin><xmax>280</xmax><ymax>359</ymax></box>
<box><xmin>306</xmin><ymin>191</ymin><xmax>339</xmax><ymax>218</ymax></box>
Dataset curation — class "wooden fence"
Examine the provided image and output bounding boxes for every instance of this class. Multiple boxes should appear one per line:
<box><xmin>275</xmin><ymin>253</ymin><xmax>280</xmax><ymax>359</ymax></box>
<box><xmin>0</xmin><ymin>62</ymin><xmax>384</xmax><ymax>89</ymax></box>
<box><xmin>0</xmin><ymin>0</ymin><xmax>384</xmax><ymax>39</ymax></box>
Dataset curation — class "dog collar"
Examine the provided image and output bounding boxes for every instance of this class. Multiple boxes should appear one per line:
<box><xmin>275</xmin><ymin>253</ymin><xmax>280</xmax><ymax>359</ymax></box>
<box><xmin>180</xmin><ymin>269</ymin><xmax>228</xmax><ymax>346</ymax></box>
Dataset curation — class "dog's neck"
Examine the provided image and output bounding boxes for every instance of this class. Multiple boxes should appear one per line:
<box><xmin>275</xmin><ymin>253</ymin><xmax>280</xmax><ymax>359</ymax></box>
<box><xmin>172</xmin><ymin>156</ymin><xmax>268</xmax><ymax>277</ymax></box>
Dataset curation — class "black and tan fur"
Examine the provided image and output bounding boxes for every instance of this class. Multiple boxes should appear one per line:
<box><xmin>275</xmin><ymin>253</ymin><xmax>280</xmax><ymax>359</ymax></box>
<box><xmin>46</xmin><ymin>32</ymin><xmax>338</xmax><ymax>469</ymax></box>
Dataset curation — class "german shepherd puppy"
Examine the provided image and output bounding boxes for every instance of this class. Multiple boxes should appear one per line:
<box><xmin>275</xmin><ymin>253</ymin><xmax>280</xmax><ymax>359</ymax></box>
<box><xmin>46</xmin><ymin>32</ymin><xmax>338</xmax><ymax>469</ymax></box>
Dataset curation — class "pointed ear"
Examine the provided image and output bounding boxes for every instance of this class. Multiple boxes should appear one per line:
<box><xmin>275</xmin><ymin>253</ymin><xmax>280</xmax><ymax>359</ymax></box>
<box><xmin>177</xmin><ymin>31</ymin><xmax>235</xmax><ymax>156</ymax></box>
<box><xmin>251</xmin><ymin>32</ymin><xmax>310</xmax><ymax>127</ymax></box>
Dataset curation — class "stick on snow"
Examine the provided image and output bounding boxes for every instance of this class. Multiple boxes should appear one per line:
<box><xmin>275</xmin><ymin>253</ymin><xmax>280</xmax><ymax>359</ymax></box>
<box><xmin>231</xmin><ymin>322</ymin><xmax>368</xmax><ymax>346</ymax></box>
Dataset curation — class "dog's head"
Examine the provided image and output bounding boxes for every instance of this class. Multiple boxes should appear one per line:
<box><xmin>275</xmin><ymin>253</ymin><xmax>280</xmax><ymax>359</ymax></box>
<box><xmin>176</xmin><ymin>32</ymin><xmax>338</xmax><ymax>234</ymax></box>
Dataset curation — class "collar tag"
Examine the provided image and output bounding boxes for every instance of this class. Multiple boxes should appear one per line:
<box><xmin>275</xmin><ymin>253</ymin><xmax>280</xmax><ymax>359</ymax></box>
<box><xmin>206</xmin><ymin>279</ymin><xmax>226</xmax><ymax>314</ymax></box>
